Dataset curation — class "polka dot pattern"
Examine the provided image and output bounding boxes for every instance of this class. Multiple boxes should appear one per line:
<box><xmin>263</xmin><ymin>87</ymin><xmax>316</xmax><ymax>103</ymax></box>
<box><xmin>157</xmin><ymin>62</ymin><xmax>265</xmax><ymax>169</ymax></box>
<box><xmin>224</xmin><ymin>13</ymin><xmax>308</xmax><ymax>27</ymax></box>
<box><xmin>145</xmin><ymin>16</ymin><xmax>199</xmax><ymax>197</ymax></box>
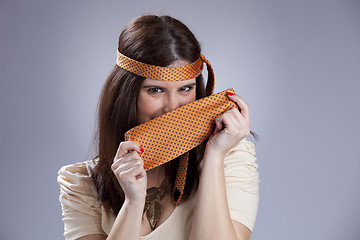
<box><xmin>116</xmin><ymin>50</ymin><xmax>215</xmax><ymax>95</ymax></box>
<box><xmin>124</xmin><ymin>88</ymin><xmax>237</xmax><ymax>205</ymax></box>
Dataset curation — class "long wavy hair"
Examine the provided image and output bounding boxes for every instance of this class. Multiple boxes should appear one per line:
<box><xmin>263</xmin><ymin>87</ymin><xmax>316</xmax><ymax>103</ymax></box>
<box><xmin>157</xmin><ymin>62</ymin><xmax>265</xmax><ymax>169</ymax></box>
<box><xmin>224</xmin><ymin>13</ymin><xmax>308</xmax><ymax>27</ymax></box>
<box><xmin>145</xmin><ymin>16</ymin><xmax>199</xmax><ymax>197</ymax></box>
<box><xmin>91</xmin><ymin>15</ymin><xmax>209</xmax><ymax>214</ymax></box>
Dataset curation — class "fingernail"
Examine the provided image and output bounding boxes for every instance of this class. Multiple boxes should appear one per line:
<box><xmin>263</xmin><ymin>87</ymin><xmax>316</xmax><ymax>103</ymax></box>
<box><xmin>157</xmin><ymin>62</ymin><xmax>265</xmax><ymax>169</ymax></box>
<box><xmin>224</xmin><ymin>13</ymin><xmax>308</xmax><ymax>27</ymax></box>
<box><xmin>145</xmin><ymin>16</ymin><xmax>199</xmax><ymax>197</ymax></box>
<box><xmin>226</xmin><ymin>92</ymin><xmax>235</xmax><ymax>96</ymax></box>
<box><xmin>139</xmin><ymin>146</ymin><xmax>144</xmax><ymax>153</ymax></box>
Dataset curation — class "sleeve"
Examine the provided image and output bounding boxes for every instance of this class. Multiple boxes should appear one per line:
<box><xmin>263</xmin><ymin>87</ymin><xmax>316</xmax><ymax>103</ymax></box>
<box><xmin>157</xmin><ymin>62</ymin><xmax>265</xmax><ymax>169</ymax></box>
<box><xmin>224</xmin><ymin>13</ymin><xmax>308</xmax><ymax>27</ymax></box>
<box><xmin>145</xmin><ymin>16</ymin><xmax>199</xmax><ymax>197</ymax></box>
<box><xmin>223</xmin><ymin>138</ymin><xmax>260</xmax><ymax>232</ymax></box>
<box><xmin>57</xmin><ymin>161</ymin><xmax>106</xmax><ymax>240</ymax></box>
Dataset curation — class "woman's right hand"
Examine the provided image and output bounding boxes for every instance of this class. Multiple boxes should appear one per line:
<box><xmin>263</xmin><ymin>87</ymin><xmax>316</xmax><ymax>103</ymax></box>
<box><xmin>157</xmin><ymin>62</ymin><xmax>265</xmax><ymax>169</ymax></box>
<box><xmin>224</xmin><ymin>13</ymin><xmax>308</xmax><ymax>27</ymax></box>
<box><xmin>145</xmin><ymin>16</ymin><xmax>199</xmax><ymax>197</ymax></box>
<box><xmin>111</xmin><ymin>141</ymin><xmax>147</xmax><ymax>203</ymax></box>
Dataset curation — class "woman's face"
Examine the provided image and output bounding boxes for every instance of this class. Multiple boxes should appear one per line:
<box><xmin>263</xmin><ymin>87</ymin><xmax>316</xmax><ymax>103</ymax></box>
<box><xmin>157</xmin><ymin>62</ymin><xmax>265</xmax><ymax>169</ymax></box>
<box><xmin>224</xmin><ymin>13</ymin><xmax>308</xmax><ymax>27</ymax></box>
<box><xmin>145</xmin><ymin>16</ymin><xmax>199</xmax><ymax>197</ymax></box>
<box><xmin>136</xmin><ymin>60</ymin><xmax>197</xmax><ymax>124</ymax></box>
<box><xmin>136</xmin><ymin>77</ymin><xmax>196</xmax><ymax>124</ymax></box>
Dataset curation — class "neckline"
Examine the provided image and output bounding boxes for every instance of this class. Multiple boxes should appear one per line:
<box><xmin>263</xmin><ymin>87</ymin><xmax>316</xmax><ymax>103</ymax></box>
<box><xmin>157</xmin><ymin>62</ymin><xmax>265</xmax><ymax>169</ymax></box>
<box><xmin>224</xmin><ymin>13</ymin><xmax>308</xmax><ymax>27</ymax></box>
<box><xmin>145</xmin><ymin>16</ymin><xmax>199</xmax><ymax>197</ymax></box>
<box><xmin>139</xmin><ymin>201</ymin><xmax>179</xmax><ymax>238</ymax></box>
<box><xmin>139</xmin><ymin>191</ymin><xmax>197</xmax><ymax>238</ymax></box>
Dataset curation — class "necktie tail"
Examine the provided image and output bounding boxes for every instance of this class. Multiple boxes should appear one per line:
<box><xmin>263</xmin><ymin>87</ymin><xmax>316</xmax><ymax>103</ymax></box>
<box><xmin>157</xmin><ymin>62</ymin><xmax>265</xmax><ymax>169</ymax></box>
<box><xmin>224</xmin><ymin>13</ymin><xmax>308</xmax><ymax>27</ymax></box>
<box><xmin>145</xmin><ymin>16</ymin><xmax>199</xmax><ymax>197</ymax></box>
<box><xmin>173</xmin><ymin>152</ymin><xmax>189</xmax><ymax>205</ymax></box>
<box><xmin>200</xmin><ymin>55</ymin><xmax>215</xmax><ymax>96</ymax></box>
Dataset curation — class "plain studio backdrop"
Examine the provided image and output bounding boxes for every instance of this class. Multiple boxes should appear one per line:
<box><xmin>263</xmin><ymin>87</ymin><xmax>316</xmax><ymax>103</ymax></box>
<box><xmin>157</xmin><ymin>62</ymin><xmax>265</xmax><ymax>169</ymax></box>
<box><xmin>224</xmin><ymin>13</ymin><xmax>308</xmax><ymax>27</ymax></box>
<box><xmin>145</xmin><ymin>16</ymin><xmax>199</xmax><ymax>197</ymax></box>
<box><xmin>1</xmin><ymin>0</ymin><xmax>359</xmax><ymax>239</ymax></box>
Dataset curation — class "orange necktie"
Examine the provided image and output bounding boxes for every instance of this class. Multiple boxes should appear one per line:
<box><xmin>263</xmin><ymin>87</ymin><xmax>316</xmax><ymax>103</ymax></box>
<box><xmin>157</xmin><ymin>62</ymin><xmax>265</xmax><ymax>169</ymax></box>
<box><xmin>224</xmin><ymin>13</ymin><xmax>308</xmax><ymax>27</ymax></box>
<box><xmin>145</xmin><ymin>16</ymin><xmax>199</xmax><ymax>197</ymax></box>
<box><xmin>117</xmin><ymin>51</ymin><xmax>237</xmax><ymax>205</ymax></box>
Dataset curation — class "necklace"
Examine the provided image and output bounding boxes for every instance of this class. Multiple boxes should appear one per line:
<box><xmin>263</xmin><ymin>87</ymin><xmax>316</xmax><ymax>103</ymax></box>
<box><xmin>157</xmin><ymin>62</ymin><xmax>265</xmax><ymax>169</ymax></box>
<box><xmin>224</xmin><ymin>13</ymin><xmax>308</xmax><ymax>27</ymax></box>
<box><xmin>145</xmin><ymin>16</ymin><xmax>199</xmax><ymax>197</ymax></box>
<box><xmin>143</xmin><ymin>178</ymin><xmax>171</xmax><ymax>230</ymax></box>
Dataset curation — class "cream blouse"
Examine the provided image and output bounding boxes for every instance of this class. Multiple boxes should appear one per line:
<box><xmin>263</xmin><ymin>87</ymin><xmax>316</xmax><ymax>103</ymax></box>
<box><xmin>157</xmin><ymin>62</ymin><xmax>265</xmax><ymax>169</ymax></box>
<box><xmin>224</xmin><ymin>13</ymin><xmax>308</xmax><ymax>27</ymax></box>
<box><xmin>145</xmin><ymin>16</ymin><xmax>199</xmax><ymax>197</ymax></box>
<box><xmin>57</xmin><ymin>139</ymin><xmax>260</xmax><ymax>240</ymax></box>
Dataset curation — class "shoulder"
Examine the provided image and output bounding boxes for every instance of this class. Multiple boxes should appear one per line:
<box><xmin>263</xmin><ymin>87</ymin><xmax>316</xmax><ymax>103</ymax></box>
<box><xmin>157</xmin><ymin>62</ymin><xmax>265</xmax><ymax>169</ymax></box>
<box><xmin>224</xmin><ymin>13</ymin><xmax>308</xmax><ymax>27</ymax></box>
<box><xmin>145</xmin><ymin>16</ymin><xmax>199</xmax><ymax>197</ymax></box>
<box><xmin>57</xmin><ymin>160</ymin><xmax>106</xmax><ymax>239</ymax></box>
<box><xmin>57</xmin><ymin>160</ymin><xmax>99</xmax><ymax>207</ymax></box>
<box><xmin>57</xmin><ymin>160</ymin><xmax>97</xmax><ymax>188</ymax></box>
<box><xmin>58</xmin><ymin>160</ymin><xmax>97</xmax><ymax>179</ymax></box>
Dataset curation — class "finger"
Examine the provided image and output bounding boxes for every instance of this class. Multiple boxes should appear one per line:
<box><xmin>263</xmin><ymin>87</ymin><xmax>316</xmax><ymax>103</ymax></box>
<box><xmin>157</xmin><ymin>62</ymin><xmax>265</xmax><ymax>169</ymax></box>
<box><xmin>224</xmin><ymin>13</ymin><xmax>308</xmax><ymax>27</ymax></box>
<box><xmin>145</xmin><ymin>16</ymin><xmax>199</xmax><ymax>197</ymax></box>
<box><xmin>228</xmin><ymin>107</ymin><xmax>250</xmax><ymax>134</ymax></box>
<box><xmin>216</xmin><ymin>109</ymin><xmax>249</xmax><ymax>136</ymax></box>
<box><xmin>221</xmin><ymin>110</ymin><xmax>240</xmax><ymax>135</ymax></box>
<box><xmin>112</xmin><ymin>151</ymin><xmax>142</xmax><ymax>169</ymax></box>
<box><xmin>131</xmin><ymin>165</ymin><xmax>146</xmax><ymax>180</ymax></box>
<box><xmin>225</xmin><ymin>108</ymin><xmax>250</xmax><ymax>136</ymax></box>
<box><xmin>227</xmin><ymin>107</ymin><xmax>243</xmax><ymax>124</ymax></box>
<box><xmin>226</xmin><ymin>92</ymin><xmax>250</xmax><ymax>125</ymax></box>
<box><xmin>213</xmin><ymin>110</ymin><xmax>237</xmax><ymax>135</ymax></box>
<box><xmin>120</xmin><ymin>165</ymin><xmax>145</xmax><ymax>183</ymax></box>
<box><xmin>115</xmin><ymin>141</ymin><xmax>144</xmax><ymax>159</ymax></box>
<box><xmin>112</xmin><ymin>156</ymin><xmax>143</xmax><ymax>173</ymax></box>
<box><xmin>135</xmin><ymin>168</ymin><xmax>147</xmax><ymax>180</ymax></box>
<box><xmin>213</xmin><ymin>116</ymin><xmax>224</xmax><ymax>135</ymax></box>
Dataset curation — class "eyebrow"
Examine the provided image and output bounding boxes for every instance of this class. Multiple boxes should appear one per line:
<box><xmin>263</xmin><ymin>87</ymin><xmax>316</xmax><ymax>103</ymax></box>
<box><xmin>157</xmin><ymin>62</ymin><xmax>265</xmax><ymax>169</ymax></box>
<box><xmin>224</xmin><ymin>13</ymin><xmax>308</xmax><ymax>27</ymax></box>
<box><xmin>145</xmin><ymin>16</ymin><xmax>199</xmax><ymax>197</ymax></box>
<box><xmin>142</xmin><ymin>83</ymin><xmax>196</xmax><ymax>88</ymax></box>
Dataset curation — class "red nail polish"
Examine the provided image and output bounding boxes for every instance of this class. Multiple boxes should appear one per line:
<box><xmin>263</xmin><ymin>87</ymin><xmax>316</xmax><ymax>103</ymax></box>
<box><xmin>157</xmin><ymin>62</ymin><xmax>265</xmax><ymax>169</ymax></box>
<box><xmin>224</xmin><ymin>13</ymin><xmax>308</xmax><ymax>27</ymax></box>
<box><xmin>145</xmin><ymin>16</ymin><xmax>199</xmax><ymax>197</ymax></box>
<box><xmin>226</xmin><ymin>92</ymin><xmax>235</xmax><ymax>96</ymax></box>
<box><xmin>139</xmin><ymin>146</ymin><xmax>144</xmax><ymax>153</ymax></box>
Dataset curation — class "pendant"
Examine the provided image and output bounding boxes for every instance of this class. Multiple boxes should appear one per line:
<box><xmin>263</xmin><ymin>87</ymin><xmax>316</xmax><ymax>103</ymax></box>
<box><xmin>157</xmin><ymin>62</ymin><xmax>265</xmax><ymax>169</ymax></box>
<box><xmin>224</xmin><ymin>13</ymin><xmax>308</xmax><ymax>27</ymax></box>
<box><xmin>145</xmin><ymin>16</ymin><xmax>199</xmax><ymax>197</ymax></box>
<box><xmin>143</xmin><ymin>179</ymin><xmax>170</xmax><ymax>230</ymax></box>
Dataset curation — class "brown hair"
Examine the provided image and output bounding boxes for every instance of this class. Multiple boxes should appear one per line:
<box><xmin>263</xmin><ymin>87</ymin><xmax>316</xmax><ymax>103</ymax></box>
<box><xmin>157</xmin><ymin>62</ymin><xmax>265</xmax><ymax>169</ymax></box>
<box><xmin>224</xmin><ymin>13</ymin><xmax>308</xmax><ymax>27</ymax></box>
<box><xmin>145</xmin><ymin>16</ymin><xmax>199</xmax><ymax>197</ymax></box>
<box><xmin>91</xmin><ymin>15</ymin><xmax>208</xmax><ymax>214</ymax></box>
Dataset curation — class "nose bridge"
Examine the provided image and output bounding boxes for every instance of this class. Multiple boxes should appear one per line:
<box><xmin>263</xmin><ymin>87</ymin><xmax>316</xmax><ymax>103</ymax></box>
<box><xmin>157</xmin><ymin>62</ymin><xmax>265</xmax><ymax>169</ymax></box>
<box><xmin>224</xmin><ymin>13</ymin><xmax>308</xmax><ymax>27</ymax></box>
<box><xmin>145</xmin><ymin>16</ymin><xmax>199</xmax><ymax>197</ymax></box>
<box><xmin>164</xmin><ymin>91</ymin><xmax>179</xmax><ymax>112</ymax></box>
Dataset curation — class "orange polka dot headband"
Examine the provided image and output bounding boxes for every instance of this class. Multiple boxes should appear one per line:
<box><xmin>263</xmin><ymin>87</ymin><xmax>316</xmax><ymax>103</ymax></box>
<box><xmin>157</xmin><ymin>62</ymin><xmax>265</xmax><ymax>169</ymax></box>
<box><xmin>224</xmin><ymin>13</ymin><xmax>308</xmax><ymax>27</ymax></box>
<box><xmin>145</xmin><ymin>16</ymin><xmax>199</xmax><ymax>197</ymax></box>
<box><xmin>116</xmin><ymin>50</ymin><xmax>215</xmax><ymax>95</ymax></box>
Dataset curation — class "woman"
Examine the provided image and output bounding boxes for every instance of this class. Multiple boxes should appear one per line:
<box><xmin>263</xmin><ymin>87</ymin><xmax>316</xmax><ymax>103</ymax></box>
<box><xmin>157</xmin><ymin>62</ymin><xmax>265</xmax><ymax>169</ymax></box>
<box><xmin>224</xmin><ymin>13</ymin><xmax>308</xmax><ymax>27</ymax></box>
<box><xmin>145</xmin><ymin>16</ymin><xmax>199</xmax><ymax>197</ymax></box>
<box><xmin>58</xmin><ymin>15</ymin><xmax>259</xmax><ymax>240</ymax></box>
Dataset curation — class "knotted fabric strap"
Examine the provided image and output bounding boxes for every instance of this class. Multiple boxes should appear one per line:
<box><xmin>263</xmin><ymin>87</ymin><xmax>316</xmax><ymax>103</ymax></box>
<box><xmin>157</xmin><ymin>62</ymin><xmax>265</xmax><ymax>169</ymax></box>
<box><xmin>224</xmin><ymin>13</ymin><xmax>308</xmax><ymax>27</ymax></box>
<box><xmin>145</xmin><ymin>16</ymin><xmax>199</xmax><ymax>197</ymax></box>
<box><xmin>116</xmin><ymin>50</ymin><xmax>215</xmax><ymax>95</ymax></box>
<box><xmin>125</xmin><ymin>88</ymin><xmax>237</xmax><ymax>205</ymax></box>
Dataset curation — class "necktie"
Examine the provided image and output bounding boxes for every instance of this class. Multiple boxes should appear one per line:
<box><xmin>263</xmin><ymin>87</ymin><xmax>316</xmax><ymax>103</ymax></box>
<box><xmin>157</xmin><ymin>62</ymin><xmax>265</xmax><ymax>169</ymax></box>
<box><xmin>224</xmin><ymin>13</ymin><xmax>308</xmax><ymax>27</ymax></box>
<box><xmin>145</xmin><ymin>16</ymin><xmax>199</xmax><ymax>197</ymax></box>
<box><xmin>117</xmin><ymin>50</ymin><xmax>237</xmax><ymax>205</ymax></box>
<box><xmin>124</xmin><ymin>89</ymin><xmax>237</xmax><ymax>205</ymax></box>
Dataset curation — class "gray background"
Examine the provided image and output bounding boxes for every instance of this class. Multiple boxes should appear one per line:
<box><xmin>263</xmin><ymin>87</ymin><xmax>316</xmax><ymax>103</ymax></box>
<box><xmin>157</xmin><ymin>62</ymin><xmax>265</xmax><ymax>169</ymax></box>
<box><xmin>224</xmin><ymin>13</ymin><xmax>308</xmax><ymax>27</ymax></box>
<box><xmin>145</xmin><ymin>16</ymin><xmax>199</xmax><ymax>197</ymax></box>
<box><xmin>1</xmin><ymin>0</ymin><xmax>359</xmax><ymax>239</ymax></box>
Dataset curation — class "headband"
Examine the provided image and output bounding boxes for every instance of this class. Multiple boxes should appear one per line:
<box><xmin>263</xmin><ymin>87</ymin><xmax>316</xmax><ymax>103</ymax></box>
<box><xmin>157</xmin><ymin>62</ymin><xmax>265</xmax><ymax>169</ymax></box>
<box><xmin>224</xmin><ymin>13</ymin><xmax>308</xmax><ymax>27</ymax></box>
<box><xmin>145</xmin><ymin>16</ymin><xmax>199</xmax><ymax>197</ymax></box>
<box><xmin>116</xmin><ymin>50</ymin><xmax>215</xmax><ymax>95</ymax></box>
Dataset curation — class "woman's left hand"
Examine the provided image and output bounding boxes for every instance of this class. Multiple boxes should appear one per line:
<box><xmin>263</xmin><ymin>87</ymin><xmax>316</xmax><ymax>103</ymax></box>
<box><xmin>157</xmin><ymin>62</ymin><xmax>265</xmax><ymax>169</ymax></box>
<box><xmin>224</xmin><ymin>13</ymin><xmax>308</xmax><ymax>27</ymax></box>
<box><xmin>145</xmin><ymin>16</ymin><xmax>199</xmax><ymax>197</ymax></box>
<box><xmin>205</xmin><ymin>92</ymin><xmax>250</xmax><ymax>158</ymax></box>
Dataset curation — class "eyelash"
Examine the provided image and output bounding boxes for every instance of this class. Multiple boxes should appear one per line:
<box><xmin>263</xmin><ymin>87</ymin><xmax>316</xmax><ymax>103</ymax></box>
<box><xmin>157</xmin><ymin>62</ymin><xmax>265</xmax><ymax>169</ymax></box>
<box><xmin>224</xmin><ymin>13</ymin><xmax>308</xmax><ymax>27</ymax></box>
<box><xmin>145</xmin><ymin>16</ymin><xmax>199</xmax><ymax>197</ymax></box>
<box><xmin>147</xmin><ymin>87</ymin><xmax>163</xmax><ymax>93</ymax></box>
<box><xmin>147</xmin><ymin>85</ymin><xmax>194</xmax><ymax>93</ymax></box>
<box><xmin>179</xmin><ymin>85</ymin><xmax>193</xmax><ymax>91</ymax></box>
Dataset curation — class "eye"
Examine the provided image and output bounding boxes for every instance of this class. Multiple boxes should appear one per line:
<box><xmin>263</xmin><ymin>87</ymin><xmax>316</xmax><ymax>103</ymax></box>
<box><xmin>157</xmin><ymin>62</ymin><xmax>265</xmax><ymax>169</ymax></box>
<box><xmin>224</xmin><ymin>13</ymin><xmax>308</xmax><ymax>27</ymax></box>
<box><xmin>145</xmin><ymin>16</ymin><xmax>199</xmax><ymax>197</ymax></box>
<box><xmin>147</xmin><ymin>87</ymin><xmax>163</xmax><ymax>93</ymax></box>
<box><xmin>179</xmin><ymin>85</ymin><xmax>194</xmax><ymax>92</ymax></box>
